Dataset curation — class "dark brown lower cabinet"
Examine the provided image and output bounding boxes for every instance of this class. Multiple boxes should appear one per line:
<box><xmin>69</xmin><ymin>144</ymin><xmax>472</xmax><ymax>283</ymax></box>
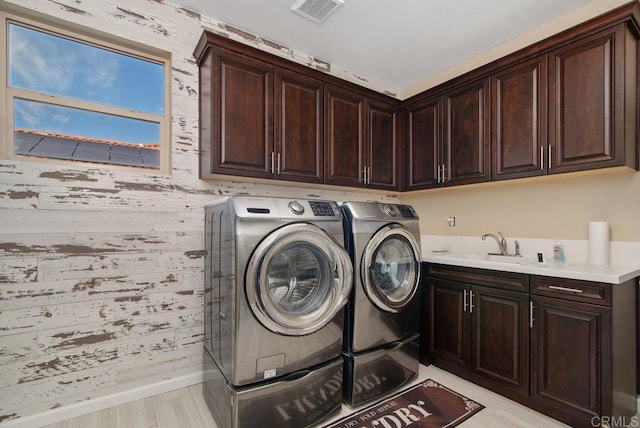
<box><xmin>425</xmin><ymin>264</ymin><xmax>637</xmax><ymax>427</ymax></box>
<box><xmin>472</xmin><ymin>285</ymin><xmax>529</xmax><ymax>396</ymax></box>
<box><xmin>428</xmin><ymin>267</ymin><xmax>529</xmax><ymax>396</ymax></box>
<box><xmin>530</xmin><ymin>295</ymin><xmax>608</xmax><ymax>424</ymax></box>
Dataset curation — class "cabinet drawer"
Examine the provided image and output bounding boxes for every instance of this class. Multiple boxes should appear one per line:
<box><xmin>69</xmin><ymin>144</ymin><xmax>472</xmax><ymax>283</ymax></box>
<box><xmin>531</xmin><ymin>276</ymin><xmax>611</xmax><ymax>306</ymax></box>
<box><xmin>427</xmin><ymin>263</ymin><xmax>529</xmax><ymax>292</ymax></box>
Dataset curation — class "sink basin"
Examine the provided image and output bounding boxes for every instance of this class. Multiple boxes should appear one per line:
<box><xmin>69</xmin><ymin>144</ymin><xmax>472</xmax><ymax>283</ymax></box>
<box><xmin>441</xmin><ymin>253</ymin><xmax>533</xmax><ymax>265</ymax></box>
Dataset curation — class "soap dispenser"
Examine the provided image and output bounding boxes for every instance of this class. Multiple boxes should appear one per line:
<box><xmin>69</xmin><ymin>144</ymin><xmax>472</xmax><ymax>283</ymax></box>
<box><xmin>553</xmin><ymin>239</ymin><xmax>565</xmax><ymax>262</ymax></box>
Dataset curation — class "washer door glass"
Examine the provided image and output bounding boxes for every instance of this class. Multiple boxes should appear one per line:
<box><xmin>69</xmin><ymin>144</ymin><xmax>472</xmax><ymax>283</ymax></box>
<box><xmin>362</xmin><ymin>224</ymin><xmax>421</xmax><ymax>313</ymax></box>
<box><xmin>246</xmin><ymin>223</ymin><xmax>353</xmax><ymax>336</ymax></box>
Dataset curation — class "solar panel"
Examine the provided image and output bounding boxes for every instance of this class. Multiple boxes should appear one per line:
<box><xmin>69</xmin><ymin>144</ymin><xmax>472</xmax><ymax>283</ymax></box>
<box><xmin>141</xmin><ymin>147</ymin><xmax>160</xmax><ymax>168</ymax></box>
<box><xmin>14</xmin><ymin>130</ymin><xmax>160</xmax><ymax>169</ymax></box>
<box><xmin>14</xmin><ymin>132</ymin><xmax>42</xmax><ymax>155</ymax></box>
<box><xmin>29</xmin><ymin>136</ymin><xmax>77</xmax><ymax>159</ymax></box>
<box><xmin>73</xmin><ymin>141</ymin><xmax>111</xmax><ymax>163</ymax></box>
<box><xmin>110</xmin><ymin>144</ymin><xmax>144</xmax><ymax>167</ymax></box>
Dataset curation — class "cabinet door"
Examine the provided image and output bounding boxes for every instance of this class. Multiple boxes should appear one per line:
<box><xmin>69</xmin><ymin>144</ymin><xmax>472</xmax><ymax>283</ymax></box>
<box><xmin>470</xmin><ymin>285</ymin><xmax>529</xmax><ymax>395</ymax></box>
<box><xmin>366</xmin><ymin>100</ymin><xmax>398</xmax><ymax>190</ymax></box>
<box><xmin>324</xmin><ymin>86</ymin><xmax>364</xmax><ymax>187</ymax></box>
<box><xmin>531</xmin><ymin>296</ymin><xmax>610</xmax><ymax>423</ymax></box>
<box><xmin>275</xmin><ymin>71</ymin><xmax>323</xmax><ymax>183</ymax></box>
<box><xmin>548</xmin><ymin>25</ymin><xmax>625</xmax><ymax>173</ymax></box>
<box><xmin>211</xmin><ymin>51</ymin><xmax>273</xmax><ymax>179</ymax></box>
<box><xmin>492</xmin><ymin>56</ymin><xmax>547</xmax><ymax>180</ymax></box>
<box><xmin>443</xmin><ymin>77</ymin><xmax>491</xmax><ymax>186</ymax></box>
<box><xmin>407</xmin><ymin>99</ymin><xmax>441</xmax><ymax>190</ymax></box>
<box><xmin>429</xmin><ymin>278</ymin><xmax>469</xmax><ymax>369</ymax></box>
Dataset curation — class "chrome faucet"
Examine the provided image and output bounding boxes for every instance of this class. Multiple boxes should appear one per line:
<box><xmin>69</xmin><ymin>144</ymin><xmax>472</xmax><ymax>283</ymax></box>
<box><xmin>482</xmin><ymin>231</ymin><xmax>508</xmax><ymax>255</ymax></box>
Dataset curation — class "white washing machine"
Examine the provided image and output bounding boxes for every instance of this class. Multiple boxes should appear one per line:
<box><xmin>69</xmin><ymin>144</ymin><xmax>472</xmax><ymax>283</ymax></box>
<box><xmin>340</xmin><ymin>201</ymin><xmax>422</xmax><ymax>407</ymax></box>
<box><xmin>204</xmin><ymin>196</ymin><xmax>353</xmax><ymax>428</ymax></box>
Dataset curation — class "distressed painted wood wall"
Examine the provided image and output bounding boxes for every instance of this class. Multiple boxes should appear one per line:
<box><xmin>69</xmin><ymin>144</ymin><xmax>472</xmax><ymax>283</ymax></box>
<box><xmin>0</xmin><ymin>0</ymin><xmax>397</xmax><ymax>422</ymax></box>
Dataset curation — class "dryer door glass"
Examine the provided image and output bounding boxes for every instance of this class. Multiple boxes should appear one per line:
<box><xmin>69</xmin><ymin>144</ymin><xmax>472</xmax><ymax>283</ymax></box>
<box><xmin>246</xmin><ymin>223</ymin><xmax>353</xmax><ymax>336</ymax></box>
<box><xmin>362</xmin><ymin>225</ymin><xmax>421</xmax><ymax>313</ymax></box>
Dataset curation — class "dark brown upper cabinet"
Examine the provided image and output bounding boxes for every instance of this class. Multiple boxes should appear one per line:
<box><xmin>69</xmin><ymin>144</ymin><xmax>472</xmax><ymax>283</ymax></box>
<box><xmin>492</xmin><ymin>56</ymin><xmax>548</xmax><ymax>180</ymax></box>
<box><xmin>407</xmin><ymin>77</ymin><xmax>491</xmax><ymax>190</ymax></box>
<box><xmin>200</xmin><ymin>49</ymin><xmax>274</xmax><ymax>180</ymax></box>
<box><xmin>325</xmin><ymin>86</ymin><xmax>399</xmax><ymax>190</ymax></box>
<box><xmin>324</xmin><ymin>86</ymin><xmax>364</xmax><ymax>187</ymax></box>
<box><xmin>196</xmin><ymin>3</ymin><xmax>639</xmax><ymax>190</ymax></box>
<box><xmin>548</xmin><ymin>23</ymin><xmax>637</xmax><ymax>174</ymax></box>
<box><xmin>443</xmin><ymin>78</ymin><xmax>491</xmax><ymax>186</ymax></box>
<box><xmin>197</xmin><ymin>46</ymin><xmax>324</xmax><ymax>183</ymax></box>
<box><xmin>366</xmin><ymin>99</ymin><xmax>399</xmax><ymax>189</ymax></box>
<box><xmin>195</xmin><ymin>32</ymin><xmax>400</xmax><ymax>189</ymax></box>
<box><xmin>495</xmin><ymin>22</ymin><xmax>639</xmax><ymax>179</ymax></box>
<box><xmin>275</xmin><ymin>70</ymin><xmax>324</xmax><ymax>183</ymax></box>
<box><xmin>407</xmin><ymin>98</ymin><xmax>440</xmax><ymax>189</ymax></box>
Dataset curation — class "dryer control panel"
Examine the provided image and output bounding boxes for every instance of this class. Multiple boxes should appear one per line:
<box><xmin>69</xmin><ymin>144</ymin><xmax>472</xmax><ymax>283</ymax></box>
<box><xmin>383</xmin><ymin>204</ymin><xmax>417</xmax><ymax>219</ymax></box>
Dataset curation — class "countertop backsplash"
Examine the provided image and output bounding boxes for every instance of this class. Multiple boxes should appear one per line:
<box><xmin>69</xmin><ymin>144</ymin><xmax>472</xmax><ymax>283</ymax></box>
<box><xmin>421</xmin><ymin>235</ymin><xmax>640</xmax><ymax>266</ymax></box>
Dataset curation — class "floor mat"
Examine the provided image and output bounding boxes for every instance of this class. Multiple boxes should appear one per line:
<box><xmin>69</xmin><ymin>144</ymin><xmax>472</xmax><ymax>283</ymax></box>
<box><xmin>324</xmin><ymin>379</ymin><xmax>484</xmax><ymax>428</ymax></box>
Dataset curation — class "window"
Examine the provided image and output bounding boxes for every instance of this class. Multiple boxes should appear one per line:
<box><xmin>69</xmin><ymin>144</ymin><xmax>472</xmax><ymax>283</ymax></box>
<box><xmin>1</xmin><ymin>7</ymin><xmax>171</xmax><ymax>173</ymax></box>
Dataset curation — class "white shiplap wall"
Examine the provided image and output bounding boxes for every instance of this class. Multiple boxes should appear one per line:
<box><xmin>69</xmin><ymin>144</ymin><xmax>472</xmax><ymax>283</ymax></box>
<box><xmin>0</xmin><ymin>0</ymin><xmax>396</xmax><ymax>422</ymax></box>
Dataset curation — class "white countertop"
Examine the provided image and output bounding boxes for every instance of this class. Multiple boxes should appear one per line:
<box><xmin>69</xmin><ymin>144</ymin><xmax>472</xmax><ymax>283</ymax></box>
<box><xmin>423</xmin><ymin>252</ymin><xmax>640</xmax><ymax>284</ymax></box>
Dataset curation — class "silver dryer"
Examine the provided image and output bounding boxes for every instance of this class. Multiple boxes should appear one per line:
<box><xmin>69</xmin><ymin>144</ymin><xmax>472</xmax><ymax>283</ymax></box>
<box><xmin>340</xmin><ymin>201</ymin><xmax>422</xmax><ymax>407</ymax></box>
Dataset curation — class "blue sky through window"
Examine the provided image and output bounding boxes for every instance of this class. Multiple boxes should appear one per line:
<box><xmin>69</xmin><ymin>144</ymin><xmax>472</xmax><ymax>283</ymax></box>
<box><xmin>14</xmin><ymin>99</ymin><xmax>161</xmax><ymax>144</ymax></box>
<box><xmin>9</xmin><ymin>23</ymin><xmax>164</xmax><ymax>145</ymax></box>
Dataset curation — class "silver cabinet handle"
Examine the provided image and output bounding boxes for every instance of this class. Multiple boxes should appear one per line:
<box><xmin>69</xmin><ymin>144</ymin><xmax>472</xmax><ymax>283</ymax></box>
<box><xmin>540</xmin><ymin>146</ymin><xmax>544</xmax><ymax>170</ymax></box>
<box><xmin>469</xmin><ymin>290</ymin><xmax>474</xmax><ymax>313</ymax></box>
<box><xmin>441</xmin><ymin>164</ymin><xmax>447</xmax><ymax>183</ymax></box>
<box><xmin>463</xmin><ymin>289</ymin><xmax>468</xmax><ymax>312</ymax></box>
<box><xmin>367</xmin><ymin>166</ymin><xmax>371</xmax><ymax>184</ymax></box>
<box><xmin>548</xmin><ymin>285</ymin><xmax>583</xmax><ymax>293</ymax></box>
<box><xmin>276</xmin><ymin>152</ymin><xmax>281</xmax><ymax>175</ymax></box>
<box><xmin>364</xmin><ymin>166</ymin><xmax>369</xmax><ymax>185</ymax></box>
<box><xmin>437</xmin><ymin>164</ymin><xmax>441</xmax><ymax>184</ymax></box>
<box><xmin>529</xmin><ymin>301</ymin><xmax>534</xmax><ymax>328</ymax></box>
<box><xmin>270</xmin><ymin>152</ymin><xmax>275</xmax><ymax>174</ymax></box>
<box><xmin>362</xmin><ymin>167</ymin><xmax>367</xmax><ymax>184</ymax></box>
<box><xmin>548</xmin><ymin>144</ymin><xmax>552</xmax><ymax>169</ymax></box>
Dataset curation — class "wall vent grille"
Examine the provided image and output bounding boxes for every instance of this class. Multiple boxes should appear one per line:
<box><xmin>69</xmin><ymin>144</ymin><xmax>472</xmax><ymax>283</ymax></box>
<box><xmin>291</xmin><ymin>0</ymin><xmax>345</xmax><ymax>24</ymax></box>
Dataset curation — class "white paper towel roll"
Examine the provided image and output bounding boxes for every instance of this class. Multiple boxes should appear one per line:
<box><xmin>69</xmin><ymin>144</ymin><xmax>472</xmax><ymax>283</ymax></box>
<box><xmin>588</xmin><ymin>221</ymin><xmax>610</xmax><ymax>265</ymax></box>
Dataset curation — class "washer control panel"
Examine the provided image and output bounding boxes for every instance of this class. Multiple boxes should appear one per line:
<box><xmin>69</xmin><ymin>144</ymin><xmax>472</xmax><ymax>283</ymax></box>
<box><xmin>309</xmin><ymin>201</ymin><xmax>336</xmax><ymax>216</ymax></box>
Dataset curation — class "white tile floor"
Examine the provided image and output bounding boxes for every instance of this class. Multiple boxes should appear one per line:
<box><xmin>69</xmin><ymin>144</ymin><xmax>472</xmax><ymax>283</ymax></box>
<box><xmin>41</xmin><ymin>364</ymin><xmax>577</xmax><ymax>428</ymax></box>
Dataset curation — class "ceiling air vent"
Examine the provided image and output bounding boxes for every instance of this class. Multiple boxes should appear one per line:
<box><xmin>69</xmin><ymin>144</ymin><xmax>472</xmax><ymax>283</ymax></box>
<box><xmin>291</xmin><ymin>0</ymin><xmax>345</xmax><ymax>24</ymax></box>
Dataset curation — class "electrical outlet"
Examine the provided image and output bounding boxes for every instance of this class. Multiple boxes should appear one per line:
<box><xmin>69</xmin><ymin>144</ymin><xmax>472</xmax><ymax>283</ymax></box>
<box><xmin>447</xmin><ymin>216</ymin><xmax>456</xmax><ymax>227</ymax></box>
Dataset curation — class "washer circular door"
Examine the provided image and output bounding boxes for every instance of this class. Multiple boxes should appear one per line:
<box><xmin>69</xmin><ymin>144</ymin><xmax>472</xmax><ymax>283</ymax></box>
<box><xmin>361</xmin><ymin>224</ymin><xmax>421</xmax><ymax>313</ymax></box>
<box><xmin>246</xmin><ymin>223</ymin><xmax>353</xmax><ymax>336</ymax></box>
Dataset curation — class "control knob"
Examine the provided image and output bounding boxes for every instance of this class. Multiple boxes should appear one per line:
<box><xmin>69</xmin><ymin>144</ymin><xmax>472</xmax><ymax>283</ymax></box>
<box><xmin>288</xmin><ymin>200</ymin><xmax>305</xmax><ymax>215</ymax></box>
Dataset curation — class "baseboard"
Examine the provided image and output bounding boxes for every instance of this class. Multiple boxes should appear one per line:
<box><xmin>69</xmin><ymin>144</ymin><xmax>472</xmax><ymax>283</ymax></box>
<box><xmin>2</xmin><ymin>368</ymin><xmax>203</xmax><ymax>428</ymax></box>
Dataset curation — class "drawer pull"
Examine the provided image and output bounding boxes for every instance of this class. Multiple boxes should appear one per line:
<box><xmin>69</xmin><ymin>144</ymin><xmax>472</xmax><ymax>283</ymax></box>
<box><xmin>548</xmin><ymin>285</ymin><xmax>583</xmax><ymax>294</ymax></box>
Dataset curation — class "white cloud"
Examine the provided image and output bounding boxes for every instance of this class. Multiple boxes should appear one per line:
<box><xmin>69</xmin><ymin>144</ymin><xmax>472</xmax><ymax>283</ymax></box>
<box><xmin>14</xmin><ymin>99</ymin><xmax>73</xmax><ymax>133</ymax></box>
<box><xmin>9</xmin><ymin>25</ymin><xmax>120</xmax><ymax>100</ymax></box>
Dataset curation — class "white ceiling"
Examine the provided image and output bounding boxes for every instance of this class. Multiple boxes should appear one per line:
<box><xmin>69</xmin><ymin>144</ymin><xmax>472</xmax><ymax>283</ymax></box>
<box><xmin>173</xmin><ymin>0</ymin><xmax>594</xmax><ymax>96</ymax></box>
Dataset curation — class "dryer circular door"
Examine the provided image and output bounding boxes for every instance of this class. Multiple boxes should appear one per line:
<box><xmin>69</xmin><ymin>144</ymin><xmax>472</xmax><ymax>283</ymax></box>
<box><xmin>361</xmin><ymin>224</ymin><xmax>421</xmax><ymax>313</ymax></box>
<box><xmin>245</xmin><ymin>223</ymin><xmax>353</xmax><ymax>336</ymax></box>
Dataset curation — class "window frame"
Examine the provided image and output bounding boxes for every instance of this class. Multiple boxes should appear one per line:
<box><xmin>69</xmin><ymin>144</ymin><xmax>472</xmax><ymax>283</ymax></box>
<box><xmin>0</xmin><ymin>5</ymin><xmax>172</xmax><ymax>174</ymax></box>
